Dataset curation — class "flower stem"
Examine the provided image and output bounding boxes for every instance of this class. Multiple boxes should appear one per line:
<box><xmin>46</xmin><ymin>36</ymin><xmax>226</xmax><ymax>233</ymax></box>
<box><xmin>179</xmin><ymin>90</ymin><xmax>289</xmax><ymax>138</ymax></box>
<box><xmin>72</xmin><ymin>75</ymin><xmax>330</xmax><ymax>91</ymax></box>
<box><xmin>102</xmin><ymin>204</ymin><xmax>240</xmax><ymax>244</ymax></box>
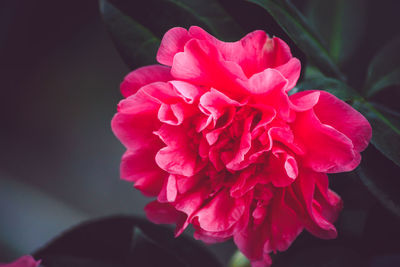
<box><xmin>228</xmin><ymin>250</ymin><xmax>251</xmax><ymax>267</ymax></box>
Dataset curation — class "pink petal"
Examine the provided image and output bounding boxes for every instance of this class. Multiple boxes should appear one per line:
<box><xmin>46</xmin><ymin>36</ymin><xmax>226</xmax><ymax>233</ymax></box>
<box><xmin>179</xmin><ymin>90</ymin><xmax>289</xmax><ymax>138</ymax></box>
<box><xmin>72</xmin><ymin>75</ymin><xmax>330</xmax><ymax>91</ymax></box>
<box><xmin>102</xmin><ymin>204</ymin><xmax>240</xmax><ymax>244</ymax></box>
<box><xmin>199</xmin><ymin>88</ymin><xmax>241</xmax><ymax>121</ymax></box>
<box><xmin>155</xmin><ymin>146</ymin><xmax>199</xmax><ymax>177</ymax></box>
<box><xmin>169</xmin><ymin>80</ymin><xmax>205</xmax><ymax>104</ymax></box>
<box><xmin>111</xmin><ymin>90</ymin><xmax>161</xmax><ymax>150</ymax></box>
<box><xmin>251</xmin><ymin>254</ymin><xmax>272</xmax><ymax>267</ymax></box>
<box><xmin>145</xmin><ymin>201</ymin><xmax>187</xmax><ymax>236</ymax></box>
<box><xmin>193</xmin><ymin>190</ymin><xmax>246</xmax><ymax>232</ymax></box>
<box><xmin>239</xmin><ymin>69</ymin><xmax>293</xmax><ymax>121</ymax></box>
<box><xmin>264</xmin><ymin>190</ymin><xmax>303</xmax><ymax>252</ymax></box>
<box><xmin>275</xmin><ymin>58</ymin><xmax>301</xmax><ymax>91</ymax></box>
<box><xmin>241</xmin><ymin>68</ymin><xmax>288</xmax><ymax>96</ymax></box>
<box><xmin>292</xmin><ymin>109</ymin><xmax>357</xmax><ymax>173</ymax></box>
<box><xmin>140</xmin><ymin>82</ymin><xmax>179</xmax><ymax>104</ymax></box>
<box><xmin>313</xmin><ymin>91</ymin><xmax>372</xmax><ymax>152</ymax></box>
<box><xmin>189</xmin><ymin>26</ymin><xmax>294</xmax><ymax>79</ymax></box>
<box><xmin>174</xmin><ymin>187</ymin><xmax>209</xmax><ymax>217</ymax></box>
<box><xmin>0</xmin><ymin>256</ymin><xmax>41</xmax><ymax>267</ymax></box>
<box><xmin>121</xmin><ymin>149</ymin><xmax>166</xmax><ymax>196</ymax></box>
<box><xmin>171</xmin><ymin>39</ymin><xmax>248</xmax><ymax>99</ymax></box>
<box><xmin>175</xmin><ymin>174</ymin><xmax>202</xmax><ymax>194</ymax></box>
<box><xmin>158</xmin><ymin>174</ymin><xmax>178</xmax><ymax>203</ymax></box>
<box><xmin>234</xmin><ymin>221</ymin><xmax>268</xmax><ymax>262</ymax></box>
<box><xmin>290</xmin><ymin>169</ymin><xmax>341</xmax><ymax>239</ymax></box>
<box><xmin>121</xmin><ymin>65</ymin><xmax>172</xmax><ymax>97</ymax></box>
<box><xmin>266</xmin><ymin>147</ymin><xmax>299</xmax><ymax>187</ymax></box>
<box><xmin>224</xmin><ymin>114</ymin><xmax>253</xmax><ymax>171</ymax></box>
<box><xmin>289</xmin><ymin>90</ymin><xmax>320</xmax><ymax>112</ymax></box>
<box><xmin>157</xmin><ymin>27</ymin><xmax>191</xmax><ymax>66</ymax></box>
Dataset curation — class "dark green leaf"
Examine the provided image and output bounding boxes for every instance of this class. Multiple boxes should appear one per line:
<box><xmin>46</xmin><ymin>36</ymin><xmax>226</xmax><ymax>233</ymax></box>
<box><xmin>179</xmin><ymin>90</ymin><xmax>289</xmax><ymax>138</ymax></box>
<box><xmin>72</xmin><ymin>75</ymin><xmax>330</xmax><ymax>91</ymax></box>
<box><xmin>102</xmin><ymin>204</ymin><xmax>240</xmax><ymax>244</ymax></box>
<box><xmin>365</xmin><ymin>36</ymin><xmax>400</xmax><ymax>97</ymax></box>
<box><xmin>99</xmin><ymin>0</ymin><xmax>160</xmax><ymax>69</ymax></box>
<box><xmin>246</xmin><ymin>0</ymin><xmax>345</xmax><ymax>81</ymax></box>
<box><xmin>166</xmin><ymin>0</ymin><xmax>244</xmax><ymax>41</ymax></box>
<box><xmin>99</xmin><ymin>0</ymin><xmax>243</xmax><ymax>69</ymax></box>
<box><xmin>274</xmin><ymin>246</ymin><xmax>363</xmax><ymax>267</ymax></box>
<box><xmin>293</xmin><ymin>77</ymin><xmax>359</xmax><ymax>101</ymax></box>
<box><xmin>306</xmin><ymin>0</ymin><xmax>366</xmax><ymax>66</ymax></box>
<box><xmin>353</xmin><ymin>101</ymin><xmax>400</xmax><ymax>167</ymax></box>
<box><xmin>356</xmin><ymin>145</ymin><xmax>400</xmax><ymax>218</ymax></box>
<box><xmin>34</xmin><ymin>216</ymin><xmax>222</xmax><ymax>267</ymax></box>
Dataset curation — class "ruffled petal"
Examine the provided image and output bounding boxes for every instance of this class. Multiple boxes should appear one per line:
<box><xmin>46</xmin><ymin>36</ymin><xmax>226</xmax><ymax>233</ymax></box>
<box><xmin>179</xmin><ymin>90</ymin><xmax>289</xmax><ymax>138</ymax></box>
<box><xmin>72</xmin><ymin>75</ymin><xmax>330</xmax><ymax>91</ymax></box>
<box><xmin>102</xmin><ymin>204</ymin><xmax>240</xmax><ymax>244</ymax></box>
<box><xmin>121</xmin><ymin>65</ymin><xmax>172</xmax><ymax>97</ymax></box>
<box><xmin>157</xmin><ymin>27</ymin><xmax>191</xmax><ymax>66</ymax></box>
<box><xmin>275</xmin><ymin>58</ymin><xmax>301</xmax><ymax>91</ymax></box>
<box><xmin>121</xmin><ymin>150</ymin><xmax>166</xmax><ymax>196</ymax></box>
<box><xmin>266</xmin><ymin>147</ymin><xmax>299</xmax><ymax>187</ymax></box>
<box><xmin>188</xmin><ymin>26</ymin><xmax>294</xmax><ymax>78</ymax></box>
<box><xmin>145</xmin><ymin>201</ymin><xmax>188</xmax><ymax>236</ymax></box>
<box><xmin>193</xmin><ymin>189</ymin><xmax>246</xmax><ymax>232</ymax></box>
<box><xmin>264</xmin><ymin>190</ymin><xmax>303</xmax><ymax>252</ymax></box>
<box><xmin>111</xmin><ymin>90</ymin><xmax>161</xmax><ymax>150</ymax></box>
<box><xmin>289</xmin><ymin>90</ymin><xmax>320</xmax><ymax>112</ymax></box>
<box><xmin>289</xmin><ymin>169</ymin><xmax>342</xmax><ymax>239</ymax></box>
<box><xmin>0</xmin><ymin>256</ymin><xmax>41</xmax><ymax>267</ymax></box>
<box><xmin>169</xmin><ymin>80</ymin><xmax>205</xmax><ymax>104</ymax></box>
<box><xmin>292</xmin><ymin>109</ymin><xmax>357</xmax><ymax>173</ymax></box>
<box><xmin>158</xmin><ymin>174</ymin><xmax>178</xmax><ymax>203</ymax></box>
<box><xmin>171</xmin><ymin>39</ymin><xmax>248</xmax><ymax>99</ymax></box>
<box><xmin>313</xmin><ymin>91</ymin><xmax>372</xmax><ymax>152</ymax></box>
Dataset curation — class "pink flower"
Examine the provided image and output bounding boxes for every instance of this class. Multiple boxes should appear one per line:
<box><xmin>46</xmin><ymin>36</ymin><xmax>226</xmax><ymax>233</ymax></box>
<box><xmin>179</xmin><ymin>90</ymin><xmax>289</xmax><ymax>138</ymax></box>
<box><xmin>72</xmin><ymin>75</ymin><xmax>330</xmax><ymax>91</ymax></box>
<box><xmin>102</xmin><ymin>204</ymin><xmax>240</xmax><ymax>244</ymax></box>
<box><xmin>112</xmin><ymin>26</ymin><xmax>371</xmax><ymax>266</ymax></box>
<box><xmin>0</xmin><ymin>256</ymin><xmax>40</xmax><ymax>267</ymax></box>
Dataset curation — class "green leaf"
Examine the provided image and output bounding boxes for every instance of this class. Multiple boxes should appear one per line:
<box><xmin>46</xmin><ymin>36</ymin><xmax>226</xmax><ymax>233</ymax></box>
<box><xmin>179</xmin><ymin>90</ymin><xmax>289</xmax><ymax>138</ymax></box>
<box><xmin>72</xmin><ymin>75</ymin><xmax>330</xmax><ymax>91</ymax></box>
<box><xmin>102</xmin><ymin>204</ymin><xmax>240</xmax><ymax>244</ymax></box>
<box><xmin>353</xmin><ymin>101</ymin><xmax>400</xmax><ymax>167</ymax></box>
<box><xmin>365</xmin><ymin>36</ymin><xmax>400</xmax><ymax>97</ymax></box>
<box><xmin>99</xmin><ymin>0</ymin><xmax>243</xmax><ymax>69</ymax></box>
<box><xmin>306</xmin><ymin>0</ymin><xmax>366</xmax><ymax>66</ymax></box>
<box><xmin>166</xmin><ymin>0</ymin><xmax>244</xmax><ymax>41</ymax></box>
<box><xmin>99</xmin><ymin>0</ymin><xmax>160</xmax><ymax>69</ymax></box>
<box><xmin>274</xmin><ymin>246</ymin><xmax>363</xmax><ymax>267</ymax></box>
<box><xmin>293</xmin><ymin>77</ymin><xmax>359</xmax><ymax>101</ymax></box>
<box><xmin>356</xmin><ymin>145</ymin><xmax>400</xmax><ymax>218</ymax></box>
<box><xmin>34</xmin><ymin>216</ymin><xmax>223</xmax><ymax>267</ymax></box>
<box><xmin>246</xmin><ymin>0</ymin><xmax>345</xmax><ymax>81</ymax></box>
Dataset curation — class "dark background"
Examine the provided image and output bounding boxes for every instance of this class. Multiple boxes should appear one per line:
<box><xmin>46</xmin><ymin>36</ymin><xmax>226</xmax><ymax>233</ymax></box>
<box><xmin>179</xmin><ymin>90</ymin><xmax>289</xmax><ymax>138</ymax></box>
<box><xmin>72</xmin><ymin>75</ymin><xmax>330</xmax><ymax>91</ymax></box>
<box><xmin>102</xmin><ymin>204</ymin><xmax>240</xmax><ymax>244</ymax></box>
<box><xmin>0</xmin><ymin>0</ymin><xmax>399</xmax><ymax>265</ymax></box>
<box><xmin>0</xmin><ymin>0</ymin><xmax>143</xmax><ymax>261</ymax></box>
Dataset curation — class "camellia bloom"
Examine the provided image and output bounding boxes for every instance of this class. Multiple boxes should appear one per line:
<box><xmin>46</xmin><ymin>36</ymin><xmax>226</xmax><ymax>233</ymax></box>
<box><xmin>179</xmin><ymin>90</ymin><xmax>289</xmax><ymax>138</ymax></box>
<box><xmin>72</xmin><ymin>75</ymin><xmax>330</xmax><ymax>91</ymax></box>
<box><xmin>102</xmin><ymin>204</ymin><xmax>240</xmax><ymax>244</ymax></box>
<box><xmin>0</xmin><ymin>256</ymin><xmax>40</xmax><ymax>267</ymax></box>
<box><xmin>112</xmin><ymin>26</ymin><xmax>371</xmax><ymax>266</ymax></box>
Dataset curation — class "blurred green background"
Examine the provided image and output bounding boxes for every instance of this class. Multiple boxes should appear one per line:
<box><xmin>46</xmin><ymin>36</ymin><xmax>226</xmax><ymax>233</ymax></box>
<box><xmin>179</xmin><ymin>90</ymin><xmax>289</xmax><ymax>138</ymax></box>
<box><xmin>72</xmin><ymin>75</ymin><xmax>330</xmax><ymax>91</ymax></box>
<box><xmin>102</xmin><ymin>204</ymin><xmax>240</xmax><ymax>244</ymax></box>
<box><xmin>0</xmin><ymin>0</ymin><xmax>145</xmax><ymax>261</ymax></box>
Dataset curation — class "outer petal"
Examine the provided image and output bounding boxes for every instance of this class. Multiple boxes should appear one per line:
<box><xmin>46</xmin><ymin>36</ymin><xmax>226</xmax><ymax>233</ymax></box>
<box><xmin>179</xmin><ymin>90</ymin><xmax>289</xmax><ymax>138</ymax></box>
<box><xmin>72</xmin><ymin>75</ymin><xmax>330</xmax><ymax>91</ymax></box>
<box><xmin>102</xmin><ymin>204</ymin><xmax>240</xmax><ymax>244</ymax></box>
<box><xmin>289</xmin><ymin>169</ymin><xmax>342</xmax><ymax>239</ymax></box>
<box><xmin>275</xmin><ymin>58</ymin><xmax>301</xmax><ymax>91</ymax></box>
<box><xmin>289</xmin><ymin>90</ymin><xmax>320</xmax><ymax>112</ymax></box>
<box><xmin>121</xmin><ymin>65</ymin><xmax>172</xmax><ymax>97</ymax></box>
<box><xmin>313</xmin><ymin>91</ymin><xmax>372</xmax><ymax>152</ymax></box>
<box><xmin>111</xmin><ymin>90</ymin><xmax>161</xmax><ymax>150</ymax></box>
<box><xmin>0</xmin><ymin>256</ymin><xmax>40</xmax><ymax>267</ymax></box>
<box><xmin>121</xmin><ymin>149</ymin><xmax>166</xmax><ymax>196</ymax></box>
<box><xmin>292</xmin><ymin>109</ymin><xmax>357</xmax><ymax>173</ymax></box>
<box><xmin>157</xmin><ymin>27</ymin><xmax>191</xmax><ymax>66</ymax></box>
<box><xmin>171</xmin><ymin>39</ymin><xmax>248</xmax><ymax>99</ymax></box>
<box><xmin>193</xmin><ymin>190</ymin><xmax>246</xmax><ymax>232</ymax></box>
<box><xmin>239</xmin><ymin>69</ymin><xmax>292</xmax><ymax>121</ymax></box>
<box><xmin>264</xmin><ymin>190</ymin><xmax>303</xmax><ymax>252</ymax></box>
<box><xmin>145</xmin><ymin>201</ymin><xmax>187</xmax><ymax>236</ymax></box>
<box><xmin>189</xmin><ymin>26</ymin><xmax>293</xmax><ymax>78</ymax></box>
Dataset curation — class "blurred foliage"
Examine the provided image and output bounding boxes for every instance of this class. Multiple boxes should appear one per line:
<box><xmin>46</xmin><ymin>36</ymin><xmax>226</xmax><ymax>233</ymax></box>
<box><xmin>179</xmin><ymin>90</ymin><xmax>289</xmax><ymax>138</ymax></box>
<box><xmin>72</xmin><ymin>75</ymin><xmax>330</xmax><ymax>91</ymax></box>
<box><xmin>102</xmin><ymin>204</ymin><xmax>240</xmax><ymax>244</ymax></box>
<box><xmin>34</xmin><ymin>216</ymin><xmax>222</xmax><ymax>267</ymax></box>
